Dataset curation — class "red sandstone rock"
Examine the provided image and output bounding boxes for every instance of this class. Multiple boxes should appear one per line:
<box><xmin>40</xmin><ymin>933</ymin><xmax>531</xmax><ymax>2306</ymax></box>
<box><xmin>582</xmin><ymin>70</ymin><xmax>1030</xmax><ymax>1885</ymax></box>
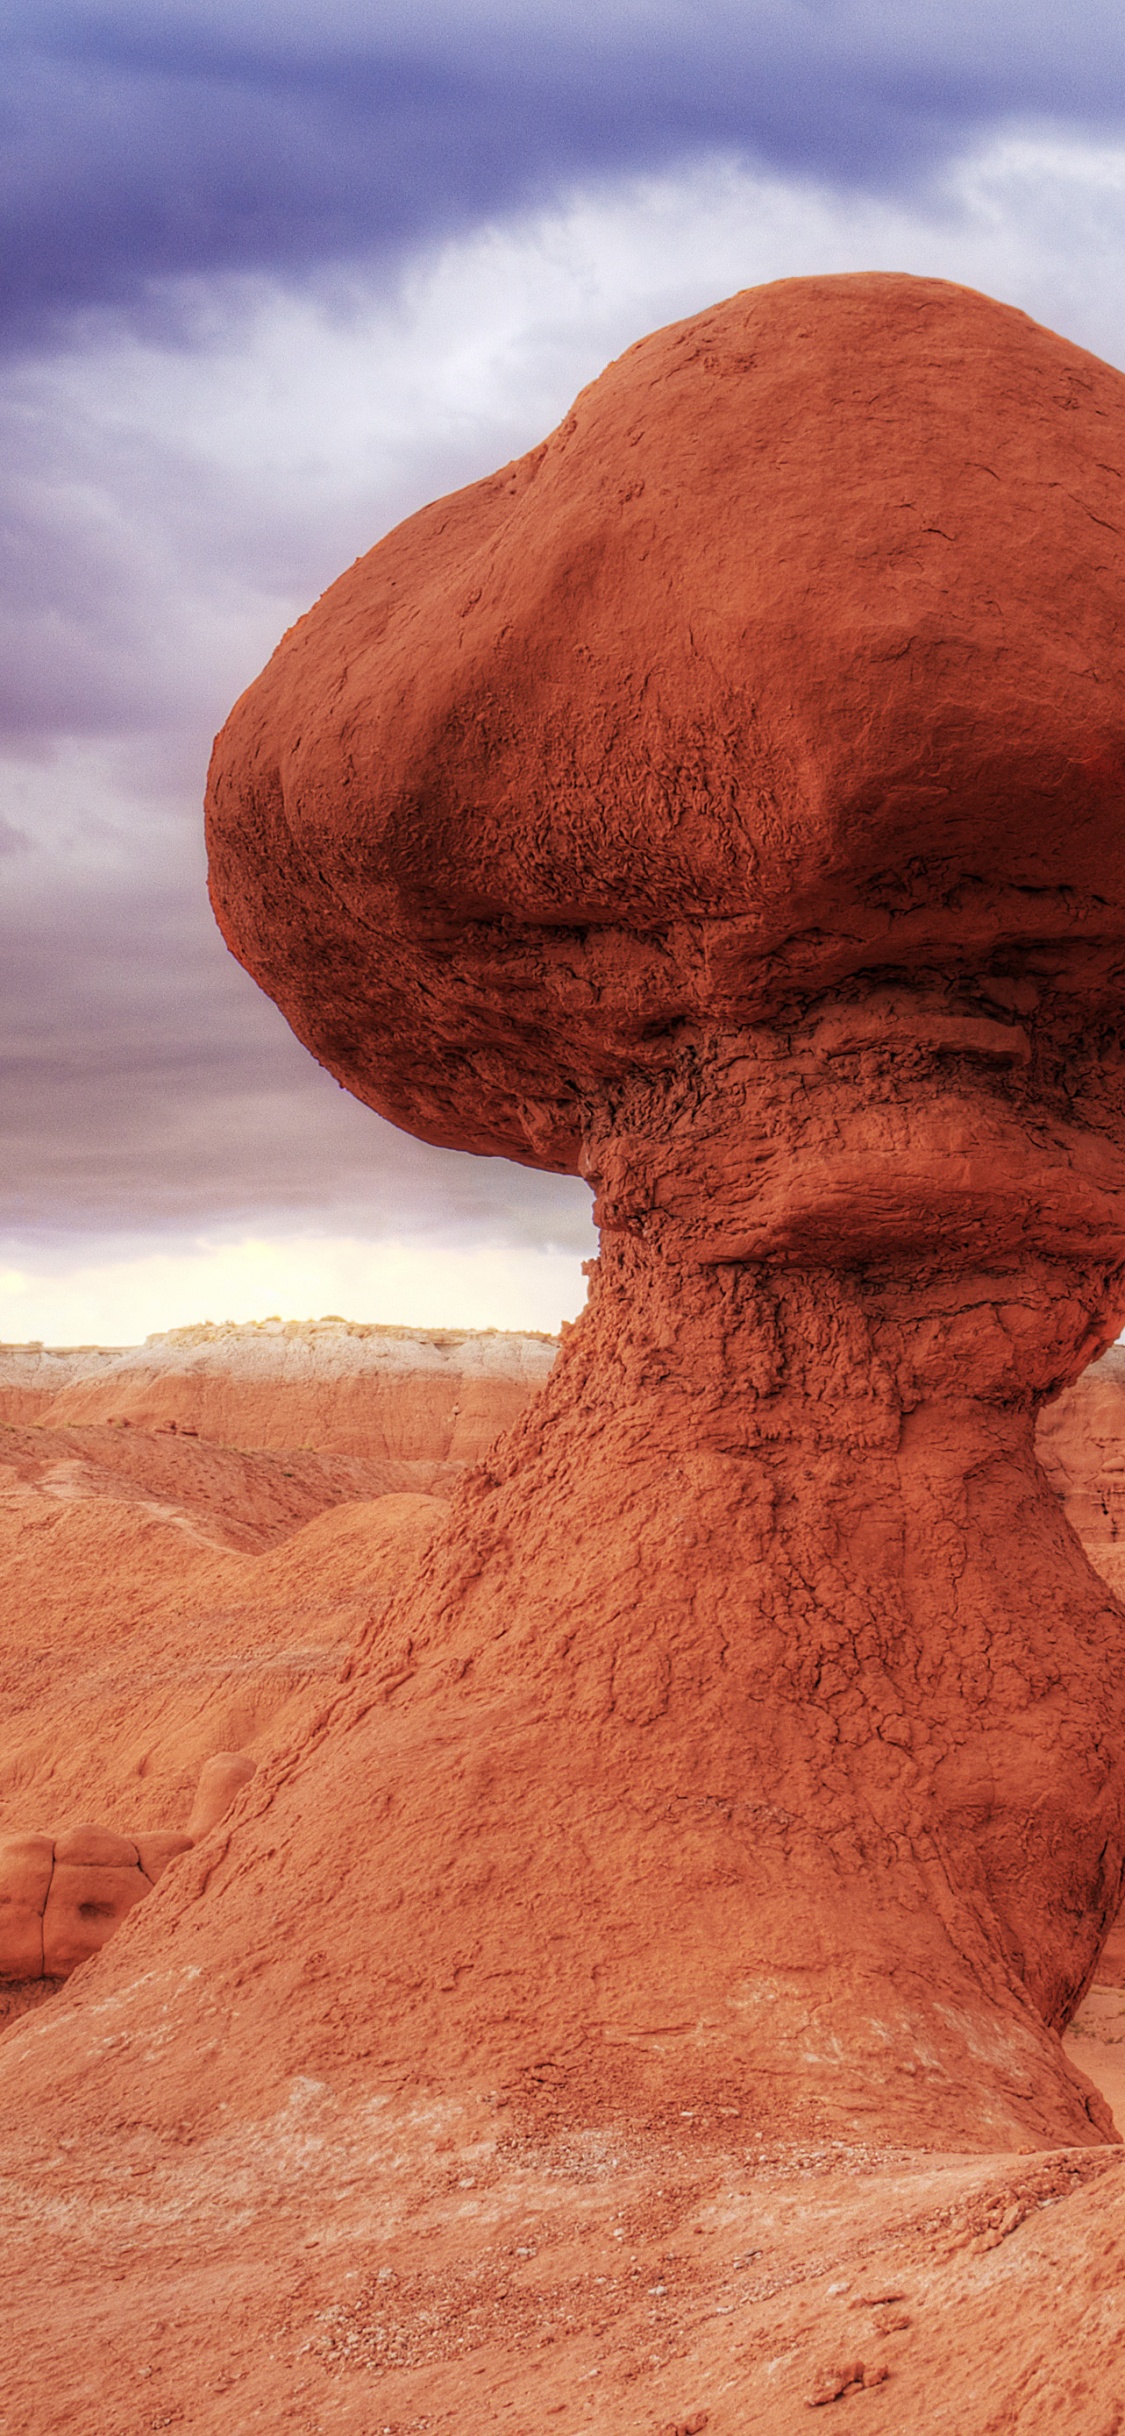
<box><xmin>42</xmin><ymin>1843</ymin><xmax>149</xmax><ymax>1976</ymax></box>
<box><xmin>52</xmin><ymin>1824</ymin><xmax>140</xmax><ymax>1870</ymax></box>
<box><xmin>0</xmin><ymin>1834</ymin><xmax>52</xmax><ymax>1979</ymax></box>
<box><xmin>135</xmin><ymin>1831</ymin><xmax>194</xmax><ymax>1885</ymax></box>
<box><xmin>209</xmin><ymin>274</ymin><xmax>1125</xmax><ymax>1179</ymax></box>
<box><xmin>202</xmin><ymin>273</ymin><xmax>1125</xmax><ymax>2144</ymax></box>
<box><xmin>186</xmin><ymin>1752</ymin><xmax>256</xmax><ymax>1840</ymax></box>
<box><xmin>0</xmin><ymin>1760</ymin><xmax>257</xmax><ymax>1981</ymax></box>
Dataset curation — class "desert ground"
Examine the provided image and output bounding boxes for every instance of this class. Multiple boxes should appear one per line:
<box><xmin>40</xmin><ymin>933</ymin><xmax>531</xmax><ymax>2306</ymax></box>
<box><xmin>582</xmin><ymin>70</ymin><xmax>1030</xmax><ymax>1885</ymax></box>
<box><xmin>1</xmin><ymin>1321</ymin><xmax>1125</xmax><ymax>2434</ymax></box>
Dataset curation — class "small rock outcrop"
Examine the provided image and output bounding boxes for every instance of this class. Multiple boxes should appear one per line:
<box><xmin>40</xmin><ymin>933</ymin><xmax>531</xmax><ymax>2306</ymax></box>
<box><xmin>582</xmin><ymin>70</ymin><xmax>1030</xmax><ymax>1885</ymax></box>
<box><xmin>0</xmin><ymin>1753</ymin><xmax>255</xmax><ymax>1987</ymax></box>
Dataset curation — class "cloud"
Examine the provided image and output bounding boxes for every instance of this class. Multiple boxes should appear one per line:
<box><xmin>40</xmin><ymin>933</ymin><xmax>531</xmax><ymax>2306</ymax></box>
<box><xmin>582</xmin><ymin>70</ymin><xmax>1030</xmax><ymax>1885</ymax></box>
<box><xmin>11</xmin><ymin>127</ymin><xmax>1125</xmax><ymax>761</ymax></box>
<box><xmin>6</xmin><ymin>1</ymin><xmax>1125</xmax><ymax>350</ymax></box>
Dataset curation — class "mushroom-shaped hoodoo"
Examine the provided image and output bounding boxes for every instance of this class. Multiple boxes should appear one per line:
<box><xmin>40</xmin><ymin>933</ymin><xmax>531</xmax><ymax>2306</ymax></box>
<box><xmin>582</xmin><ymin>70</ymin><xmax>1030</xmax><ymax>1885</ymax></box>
<box><xmin>207</xmin><ymin>275</ymin><xmax>1125</xmax><ymax>2147</ymax></box>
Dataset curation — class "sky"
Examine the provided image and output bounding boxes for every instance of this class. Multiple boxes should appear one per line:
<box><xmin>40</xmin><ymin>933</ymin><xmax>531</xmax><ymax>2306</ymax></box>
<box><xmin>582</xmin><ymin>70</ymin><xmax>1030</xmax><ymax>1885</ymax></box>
<box><xmin>6</xmin><ymin>3</ymin><xmax>1125</xmax><ymax>1344</ymax></box>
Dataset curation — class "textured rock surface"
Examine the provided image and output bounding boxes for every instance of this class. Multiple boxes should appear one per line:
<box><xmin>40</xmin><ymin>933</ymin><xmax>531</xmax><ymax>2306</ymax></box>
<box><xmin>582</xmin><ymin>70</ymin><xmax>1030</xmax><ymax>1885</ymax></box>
<box><xmin>0</xmin><ymin>1834</ymin><xmax>52</xmax><ymax>1978</ymax></box>
<box><xmin>205</xmin><ymin>271</ymin><xmax>1125</xmax><ymax>2143</ymax></box>
<box><xmin>209</xmin><ymin>274</ymin><xmax>1125</xmax><ymax>1173</ymax></box>
<box><xmin>41</xmin><ymin>1826</ymin><xmax>153</xmax><ymax>1978</ymax></box>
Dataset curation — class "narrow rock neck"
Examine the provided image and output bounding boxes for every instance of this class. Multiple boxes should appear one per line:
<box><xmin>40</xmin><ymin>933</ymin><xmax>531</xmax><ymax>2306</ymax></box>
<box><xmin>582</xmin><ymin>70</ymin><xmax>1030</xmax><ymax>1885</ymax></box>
<box><xmin>569</xmin><ymin>1219</ymin><xmax>1114</xmax><ymax>1455</ymax></box>
<box><xmin>384</xmin><ymin>1131</ymin><xmax>1125</xmax><ymax>2145</ymax></box>
<box><xmin>578</xmin><ymin>1022</ymin><xmax>1125</xmax><ymax>1398</ymax></box>
<box><xmin>521</xmin><ymin>1225</ymin><xmax>1125</xmax><ymax>2035</ymax></box>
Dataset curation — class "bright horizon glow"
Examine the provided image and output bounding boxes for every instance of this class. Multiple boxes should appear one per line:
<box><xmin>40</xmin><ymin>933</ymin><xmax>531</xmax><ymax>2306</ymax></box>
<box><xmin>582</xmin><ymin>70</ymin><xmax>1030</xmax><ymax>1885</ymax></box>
<box><xmin>0</xmin><ymin>1234</ymin><xmax>589</xmax><ymax>1347</ymax></box>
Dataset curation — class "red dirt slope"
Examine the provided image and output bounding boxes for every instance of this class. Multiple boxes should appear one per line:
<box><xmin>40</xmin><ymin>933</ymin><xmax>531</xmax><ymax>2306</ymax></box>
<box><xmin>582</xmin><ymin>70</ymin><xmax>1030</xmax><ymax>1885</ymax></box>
<box><xmin>0</xmin><ymin>2087</ymin><xmax>1121</xmax><ymax>2434</ymax></box>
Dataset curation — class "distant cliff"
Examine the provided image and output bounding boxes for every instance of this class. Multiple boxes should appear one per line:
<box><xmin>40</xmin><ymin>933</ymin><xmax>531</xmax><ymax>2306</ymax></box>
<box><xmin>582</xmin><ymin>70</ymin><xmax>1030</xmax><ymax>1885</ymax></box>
<box><xmin>0</xmin><ymin>1315</ymin><xmax>557</xmax><ymax>1456</ymax></box>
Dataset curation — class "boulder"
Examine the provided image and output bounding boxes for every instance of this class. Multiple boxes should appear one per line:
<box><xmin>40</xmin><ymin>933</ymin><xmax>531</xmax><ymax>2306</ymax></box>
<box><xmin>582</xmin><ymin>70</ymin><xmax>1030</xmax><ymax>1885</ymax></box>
<box><xmin>0</xmin><ymin>1834</ymin><xmax>53</xmax><ymax>1978</ymax></box>
<box><xmin>42</xmin><ymin>1856</ymin><xmax>149</xmax><ymax>1978</ymax></box>
<box><xmin>0</xmin><ymin>1760</ymin><xmax>258</xmax><ymax>1979</ymax></box>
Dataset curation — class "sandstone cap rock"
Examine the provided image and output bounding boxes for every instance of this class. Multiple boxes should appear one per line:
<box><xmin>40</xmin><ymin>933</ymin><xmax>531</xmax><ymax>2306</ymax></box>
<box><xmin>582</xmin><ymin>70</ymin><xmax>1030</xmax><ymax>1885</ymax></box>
<box><xmin>207</xmin><ymin>273</ymin><xmax>1125</xmax><ymax>1171</ymax></box>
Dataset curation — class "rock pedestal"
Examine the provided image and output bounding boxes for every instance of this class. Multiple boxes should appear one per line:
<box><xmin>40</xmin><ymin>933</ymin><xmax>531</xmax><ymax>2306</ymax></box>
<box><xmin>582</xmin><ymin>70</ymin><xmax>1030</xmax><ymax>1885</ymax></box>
<box><xmin>201</xmin><ymin>271</ymin><xmax>1125</xmax><ymax>2144</ymax></box>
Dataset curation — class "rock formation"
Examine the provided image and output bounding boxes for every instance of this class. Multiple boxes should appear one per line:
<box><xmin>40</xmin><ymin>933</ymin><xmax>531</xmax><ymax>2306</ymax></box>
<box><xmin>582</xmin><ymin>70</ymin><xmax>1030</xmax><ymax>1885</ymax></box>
<box><xmin>201</xmin><ymin>272</ymin><xmax>1125</xmax><ymax>2147</ymax></box>
<box><xmin>11</xmin><ymin>266</ymin><xmax>1125</xmax><ymax>2436</ymax></box>
<box><xmin>0</xmin><ymin>1754</ymin><xmax>253</xmax><ymax>1992</ymax></box>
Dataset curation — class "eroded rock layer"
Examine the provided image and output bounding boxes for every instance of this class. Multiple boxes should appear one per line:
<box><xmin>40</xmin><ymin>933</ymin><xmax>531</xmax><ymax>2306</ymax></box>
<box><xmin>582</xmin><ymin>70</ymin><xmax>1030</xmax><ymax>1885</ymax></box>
<box><xmin>0</xmin><ymin>1315</ymin><xmax>555</xmax><ymax>1454</ymax></box>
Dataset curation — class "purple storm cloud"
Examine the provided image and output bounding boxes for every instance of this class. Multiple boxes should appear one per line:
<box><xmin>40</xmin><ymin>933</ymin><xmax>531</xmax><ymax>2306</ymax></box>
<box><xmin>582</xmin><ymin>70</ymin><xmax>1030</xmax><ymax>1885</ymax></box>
<box><xmin>5</xmin><ymin>3</ymin><xmax>1125</xmax><ymax>349</ymax></box>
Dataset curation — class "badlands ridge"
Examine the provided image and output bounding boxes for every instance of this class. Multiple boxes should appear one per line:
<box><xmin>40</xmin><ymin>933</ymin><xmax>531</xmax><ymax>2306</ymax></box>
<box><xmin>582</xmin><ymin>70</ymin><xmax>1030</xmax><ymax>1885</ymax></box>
<box><xmin>0</xmin><ymin>1317</ymin><xmax>553</xmax><ymax>1854</ymax></box>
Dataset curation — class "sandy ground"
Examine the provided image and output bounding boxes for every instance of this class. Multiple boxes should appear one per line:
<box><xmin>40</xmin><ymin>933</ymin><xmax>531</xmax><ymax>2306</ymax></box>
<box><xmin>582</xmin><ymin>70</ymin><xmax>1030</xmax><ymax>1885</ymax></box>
<box><xmin>0</xmin><ymin>2062</ymin><xmax>1122</xmax><ymax>2436</ymax></box>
